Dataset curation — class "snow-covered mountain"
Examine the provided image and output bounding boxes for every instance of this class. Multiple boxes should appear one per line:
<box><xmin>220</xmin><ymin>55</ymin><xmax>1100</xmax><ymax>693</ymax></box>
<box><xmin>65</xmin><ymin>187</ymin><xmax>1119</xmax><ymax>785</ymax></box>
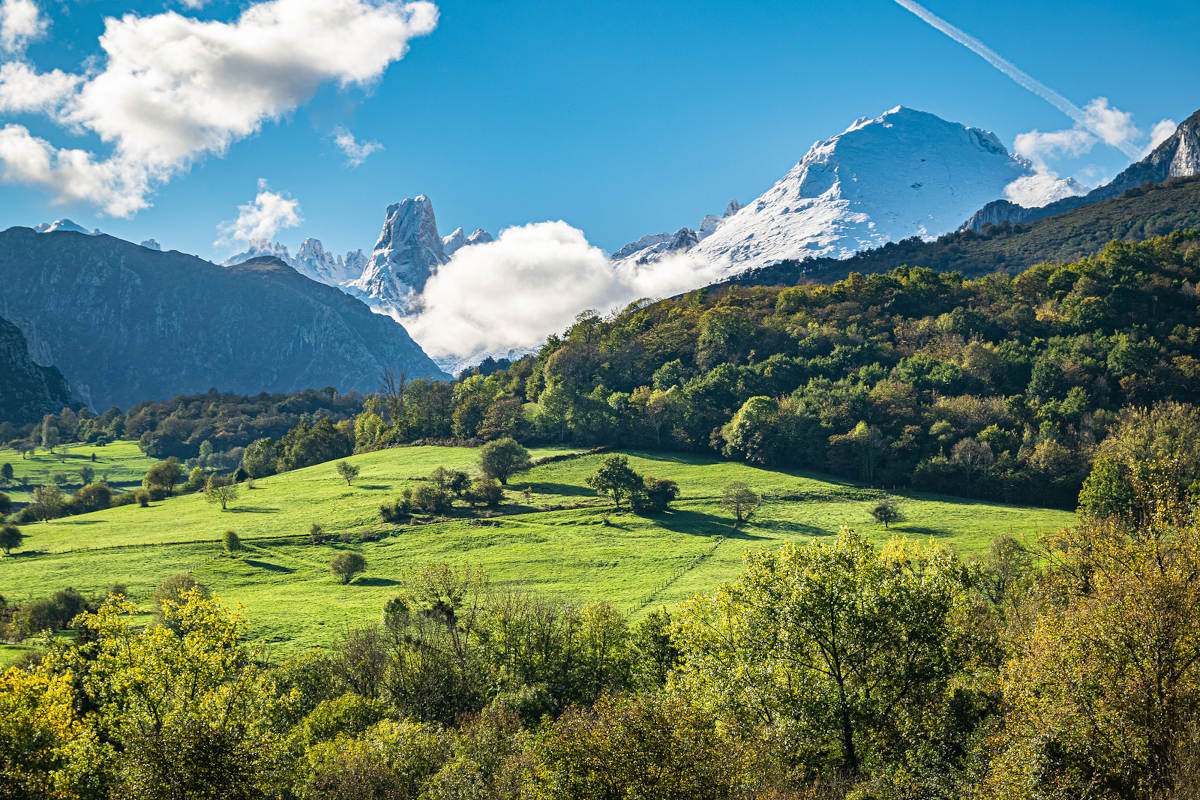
<box><xmin>626</xmin><ymin>106</ymin><xmax>1081</xmax><ymax>276</ymax></box>
<box><xmin>350</xmin><ymin>195</ymin><xmax>450</xmax><ymax>311</ymax></box>
<box><xmin>36</xmin><ymin>219</ymin><xmax>101</xmax><ymax>235</ymax></box>
<box><xmin>224</xmin><ymin>241</ymin><xmax>294</xmax><ymax>267</ymax></box>
<box><xmin>443</xmin><ymin>227</ymin><xmax>494</xmax><ymax>257</ymax></box>
<box><xmin>293</xmin><ymin>238</ymin><xmax>365</xmax><ymax>285</ymax></box>
<box><xmin>613</xmin><ymin>199</ymin><xmax>741</xmax><ymax>263</ymax></box>
<box><xmin>140</xmin><ymin>239</ymin><xmax>161</xmax><ymax>251</ymax></box>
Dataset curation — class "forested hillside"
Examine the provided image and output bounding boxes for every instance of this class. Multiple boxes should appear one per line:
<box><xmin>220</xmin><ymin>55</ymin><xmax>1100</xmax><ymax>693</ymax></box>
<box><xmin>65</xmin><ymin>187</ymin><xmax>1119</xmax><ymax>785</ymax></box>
<box><xmin>346</xmin><ymin>231</ymin><xmax>1200</xmax><ymax>508</ymax></box>
<box><xmin>725</xmin><ymin>175</ymin><xmax>1200</xmax><ymax>287</ymax></box>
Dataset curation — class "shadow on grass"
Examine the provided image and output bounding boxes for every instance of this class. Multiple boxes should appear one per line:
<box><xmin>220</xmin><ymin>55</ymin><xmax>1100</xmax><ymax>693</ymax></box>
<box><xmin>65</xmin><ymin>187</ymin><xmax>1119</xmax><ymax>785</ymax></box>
<box><xmin>243</xmin><ymin>559</ymin><xmax>294</xmax><ymax>573</ymax></box>
<box><xmin>8</xmin><ymin>550</ymin><xmax>48</xmax><ymax>558</ymax></box>
<box><xmin>651</xmin><ymin>508</ymin><xmax>769</xmax><ymax>541</ymax></box>
<box><xmin>357</xmin><ymin>484</ymin><xmax>390</xmax><ymax>491</ymax></box>
<box><xmin>517</xmin><ymin>481</ymin><xmax>594</xmax><ymax>498</ymax></box>
<box><xmin>893</xmin><ymin>524</ymin><xmax>954</xmax><ymax>538</ymax></box>
<box><xmin>56</xmin><ymin>519</ymin><xmax>103</xmax><ymax>525</ymax></box>
<box><xmin>748</xmin><ymin>518</ymin><xmax>832</xmax><ymax>537</ymax></box>
<box><xmin>354</xmin><ymin>576</ymin><xmax>400</xmax><ymax>587</ymax></box>
<box><xmin>227</xmin><ymin>506</ymin><xmax>279</xmax><ymax>514</ymax></box>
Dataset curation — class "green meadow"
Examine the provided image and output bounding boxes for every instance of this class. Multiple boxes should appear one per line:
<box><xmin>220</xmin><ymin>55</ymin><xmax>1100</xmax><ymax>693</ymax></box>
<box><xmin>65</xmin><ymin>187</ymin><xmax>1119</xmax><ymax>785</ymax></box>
<box><xmin>0</xmin><ymin>440</ymin><xmax>158</xmax><ymax>504</ymax></box>
<box><xmin>0</xmin><ymin>444</ymin><xmax>1075</xmax><ymax>660</ymax></box>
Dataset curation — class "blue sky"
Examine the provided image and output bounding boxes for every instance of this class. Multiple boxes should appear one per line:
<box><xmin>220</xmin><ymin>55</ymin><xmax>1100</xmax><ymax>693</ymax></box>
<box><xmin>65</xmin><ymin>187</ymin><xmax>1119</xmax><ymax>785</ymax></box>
<box><xmin>0</xmin><ymin>0</ymin><xmax>1196</xmax><ymax>259</ymax></box>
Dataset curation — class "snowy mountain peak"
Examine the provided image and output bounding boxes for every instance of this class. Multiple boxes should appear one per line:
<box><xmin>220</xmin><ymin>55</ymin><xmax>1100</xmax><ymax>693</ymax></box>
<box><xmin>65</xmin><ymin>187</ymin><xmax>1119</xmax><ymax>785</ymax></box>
<box><xmin>351</xmin><ymin>195</ymin><xmax>449</xmax><ymax>310</ymax></box>
<box><xmin>224</xmin><ymin>241</ymin><xmax>292</xmax><ymax>267</ymax></box>
<box><xmin>467</xmin><ymin>228</ymin><xmax>494</xmax><ymax>246</ymax></box>
<box><xmin>442</xmin><ymin>227</ymin><xmax>468</xmax><ymax>256</ymax></box>
<box><xmin>36</xmin><ymin>219</ymin><xmax>100</xmax><ymax>235</ymax></box>
<box><xmin>688</xmin><ymin>106</ymin><xmax>1069</xmax><ymax>273</ymax></box>
<box><xmin>294</xmin><ymin>237</ymin><xmax>361</xmax><ymax>285</ymax></box>
<box><xmin>140</xmin><ymin>239</ymin><xmax>161</xmax><ymax>251</ymax></box>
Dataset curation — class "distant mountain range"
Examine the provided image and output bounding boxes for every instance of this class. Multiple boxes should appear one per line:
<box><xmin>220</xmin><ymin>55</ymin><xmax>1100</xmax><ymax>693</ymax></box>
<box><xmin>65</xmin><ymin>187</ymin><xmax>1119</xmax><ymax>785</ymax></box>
<box><xmin>0</xmin><ymin>228</ymin><xmax>447</xmax><ymax>410</ymax></box>
<box><xmin>0</xmin><ymin>314</ymin><xmax>73</xmax><ymax>425</ymax></box>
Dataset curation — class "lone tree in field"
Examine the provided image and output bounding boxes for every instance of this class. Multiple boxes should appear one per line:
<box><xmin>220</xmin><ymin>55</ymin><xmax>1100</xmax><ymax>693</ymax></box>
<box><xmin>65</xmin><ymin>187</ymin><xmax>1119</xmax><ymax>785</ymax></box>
<box><xmin>721</xmin><ymin>482</ymin><xmax>761</xmax><ymax>524</ymax></box>
<box><xmin>330</xmin><ymin>551</ymin><xmax>367</xmax><ymax>585</ymax></box>
<box><xmin>336</xmin><ymin>461</ymin><xmax>360</xmax><ymax>486</ymax></box>
<box><xmin>222</xmin><ymin>530</ymin><xmax>242</xmax><ymax>555</ymax></box>
<box><xmin>586</xmin><ymin>454</ymin><xmax>643</xmax><ymax>509</ymax></box>
<box><xmin>0</xmin><ymin>463</ymin><xmax>13</xmax><ymax>485</ymax></box>
<box><xmin>204</xmin><ymin>477</ymin><xmax>239</xmax><ymax>511</ymax></box>
<box><xmin>0</xmin><ymin>524</ymin><xmax>24</xmax><ymax>555</ymax></box>
<box><xmin>870</xmin><ymin>499</ymin><xmax>904</xmax><ymax>529</ymax></box>
<box><xmin>478</xmin><ymin>438</ymin><xmax>531</xmax><ymax>485</ymax></box>
<box><xmin>0</xmin><ymin>492</ymin><xmax>11</xmax><ymax>519</ymax></box>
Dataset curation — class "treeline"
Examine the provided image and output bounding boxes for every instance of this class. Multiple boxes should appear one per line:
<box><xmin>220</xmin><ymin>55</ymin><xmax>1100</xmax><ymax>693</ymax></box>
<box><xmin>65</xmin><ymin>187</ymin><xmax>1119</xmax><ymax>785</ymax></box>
<box><xmin>0</xmin><ymin>387</ymin><xmax>363</xmax><ymax>467</ymax></box>
<box><xmin>3</xmin><ymin>452</ymin><xmax>1199</xmax><ymax>799</ymax></box>
<box><xmin>332</xmin><ymin>231</ymin><xmax>1200</xmax><ymax>508</ymax></box>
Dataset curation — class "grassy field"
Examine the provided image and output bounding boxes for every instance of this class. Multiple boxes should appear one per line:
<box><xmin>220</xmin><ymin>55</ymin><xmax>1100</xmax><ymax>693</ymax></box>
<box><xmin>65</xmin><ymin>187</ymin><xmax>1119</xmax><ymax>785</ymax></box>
<box><xmin>0</xmin><ymin>444</ymin><xmax>1076</xmax><ymax>661</ymax></box>
<box><xmin>0</xmin><ymin>440</ymin><xmax>158</xmax><ymax>504</ymax></box>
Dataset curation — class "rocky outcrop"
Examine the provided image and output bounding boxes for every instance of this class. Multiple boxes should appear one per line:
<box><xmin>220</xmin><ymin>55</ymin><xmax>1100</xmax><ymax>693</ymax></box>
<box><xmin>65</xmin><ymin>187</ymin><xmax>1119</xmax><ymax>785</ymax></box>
<box><xmin>350</xmin><ymin>195</ymin><xmax>449</xmax><ymax>310</ymax></box>
<box><xmin>0</xmin><ymin>314</ymin><xmax>72</xmax><ymax>424</ymax></box>
<box><xmin>962</xmin><ymin>109</ymin><xmax>1200</xmax><ymax>232</ymax></box>
<box><xmin>0</xmin><ymin>227</ymin><xmax>448</xmax><ymax>409</ymax></box>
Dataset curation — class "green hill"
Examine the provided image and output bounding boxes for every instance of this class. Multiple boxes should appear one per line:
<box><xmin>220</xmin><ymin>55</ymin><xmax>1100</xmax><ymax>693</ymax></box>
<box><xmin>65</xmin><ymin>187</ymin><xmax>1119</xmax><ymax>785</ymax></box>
<box><xmin>0</xmin><ymin>443</ymin><xmax>1074</xmax><ymax>660</ymax></box>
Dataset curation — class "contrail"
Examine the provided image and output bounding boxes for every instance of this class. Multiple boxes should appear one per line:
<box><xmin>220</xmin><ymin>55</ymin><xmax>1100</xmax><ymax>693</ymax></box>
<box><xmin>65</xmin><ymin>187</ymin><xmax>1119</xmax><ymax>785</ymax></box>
<box><xmin>892</xmin><ymin>0</ymin><xmax>1141</xmax><ymax>159</ymax></box>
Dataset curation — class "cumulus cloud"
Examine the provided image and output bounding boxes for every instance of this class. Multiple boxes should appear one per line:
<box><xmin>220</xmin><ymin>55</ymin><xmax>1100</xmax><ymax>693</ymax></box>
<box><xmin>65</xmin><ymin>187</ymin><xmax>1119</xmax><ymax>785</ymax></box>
<box><xmin>1012</xmin><ymin>128</ymin><xmax>1094</xmax><ymax>171</ymax></box>
<box><xmin>401</xmin><ymin>221</ymin><xmax>722</xmax><ymax>360</ymax></box>
<box><xmin>0</xmin><ymin>0</ymin><xmax>438</xmax><ymax>215</ymax></box>
<box><xmin>334</xmin><ymin>126</ymin><xmax>383</xmax><ymax>167</ymax></box>
<box><xmin>0</xmin><ymin>0</ymin><xmax>46</xmax><ymax>53</ymax></box>
<box><xmin>0</xmin><ymin>61</ymin><xmax>80</xmax><ymax>113</ymax></box>
<box><xmin>216</xmin><ymin>180</ymin><xmax>302</xmax><ymax>247</ymax></box>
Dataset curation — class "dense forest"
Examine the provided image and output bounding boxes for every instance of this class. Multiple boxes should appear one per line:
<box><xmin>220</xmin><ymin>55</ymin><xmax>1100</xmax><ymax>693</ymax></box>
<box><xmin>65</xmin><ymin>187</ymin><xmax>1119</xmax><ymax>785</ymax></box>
<box><xmin>306</xmin><ymin>230</ymin><xmax>1200</xmax><ymax>509</ymax></box>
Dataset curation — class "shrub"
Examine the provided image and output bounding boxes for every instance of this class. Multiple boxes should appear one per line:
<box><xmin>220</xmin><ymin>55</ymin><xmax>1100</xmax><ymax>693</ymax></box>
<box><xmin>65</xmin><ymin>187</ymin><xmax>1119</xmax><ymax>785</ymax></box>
<box><xmin>15</xmin><ymin>587</ymin><xmax>87</xmax><ymax>635</ymax></box>
<box><xmin>309</xmin><ymin>523</ymin><xmax>327</xmax><ymax>544</ymax></box>
<box><xmin>222</xmin><ymin>530</ymin><xmax>243</xmax><ymax>554</ymax></box>
<box><xmin>412</xmin><ymin>484</ymin><xmax>453</xmax><ymax>515</ymax></box>
<box><xmin>155</xmin><ymin>573</ymin><xmax>211</xmax><ymax>610</ymax></box>
<box><xmin>468</xmin><ymin>477</ymin><xmax>504</xmax><ymax>507</ymax></box>
<box><xmin>0</xmin><ymin>491</ymin><xmax>11</xmax><ymax>518</ymax></box>
<box><xmin>631</xmin><ymin>477</ymin><xmax>680</xmax><ymax>515</ymax></box>
<box><xmin>29</xmin><ymin>485</ymin><xmax>65</xmax><ymax>521</ymax></box>
<box><xmin>331</xmin><ymin>551</ymin><xmax>367</xmax><ymax>585</ymax></box>
<box><xmin>478</xmin><ymin>438</ymin><xmax>531</xmax><ymax>485</ymax></box>
<box><xmin>381</xmin><ymin>497</ymin><xmax>412</xmax><ymax>523</ymax></box>
<box><xmin>70</xmin><ymin>482</ymin><xmax>112</xmax><ymax>514</ymax></box>
<box><xmin>182</xmin><ymin>466</ymin><xmax>207</xmax><ymax>493</ymax></box>
<box><xmin>136</xmin><ymin>489</ymin><xmax>151</xmax><ymax>507</ymax></box>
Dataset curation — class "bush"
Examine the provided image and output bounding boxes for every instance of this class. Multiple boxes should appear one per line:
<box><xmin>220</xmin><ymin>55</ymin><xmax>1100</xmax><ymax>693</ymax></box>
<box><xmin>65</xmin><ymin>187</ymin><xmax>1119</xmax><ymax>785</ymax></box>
<box><xmin>136</xmin><ymin>489</ymin><xmax>151</xmax><ymax>507</ymax></box>
<box><xmin>468</xmin><ymin>477</ymin><xmax>504</xmax><ymax>507</ymax></box>
<box><xmin>381</xmin><ymin>496</ymin><xmax>412</xmax><ymax>523</ymax></box>
<box><xmin>430</xmin><ymin>467</ymin><xmax>470</xmax><ymax>496</ymax></box>
<box><xmin>14</xmin><ymin>587</ymin><xmax>87</xmax><ymax>635</ymax></box>
<box><xmin>331</xmin><ymin>551</ymin><xmax>367</xmax><ymax>585</ymax></box>
<box><xmin>155</xmin><ymin>573</ymin><xmax>211</xmax><ymax>612</ymax></box>
<box><xmin>69</xmin><ymin>482</ymin><xmax>112</xmax><ymax>514</ymax></box>
<box><xmin>631</xmin><ymin>477</ymin><xmax>680</xmax><ymax>515</ymax></box>
<box><xmin>309</xmin><ymin>523</ymin><xmax>327</xmax><ymax>544</ymax></box>
<box><xmin>412</xmin><ymin>484</ymin><xmax>453</xmax><ymax>515</ymax></box>
<box><xmin>182</xmin><ymin>466</ymin><xmax>207</xmax><ymax>493</ymax></box>
<box><xmin>222</xmin><ymin>530</ymin><xmax>243</xmax><ymax>554</ymax></box>
<box><xmin>478</xmin><ymin>438</ymin><xmax>531</xmax><ymax>485</ymax></box>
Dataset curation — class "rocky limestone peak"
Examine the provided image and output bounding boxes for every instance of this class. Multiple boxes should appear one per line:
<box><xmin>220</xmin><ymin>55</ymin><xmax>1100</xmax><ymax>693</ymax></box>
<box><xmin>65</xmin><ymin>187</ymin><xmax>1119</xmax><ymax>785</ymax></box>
<box><xmin>442</xmin><ymin>227</ymin><xmax>468</xmax><ymax>256</ymax></box>
<box><xmin>724</xmin><ymin>199</ymin><xmax>743</xmax><ymax>217</ymax></box>
<box><xmin>223</xmin><ymin>241</ymin><xmax>292</xmax><ymax>267</ymax></box>
<box><xmin>351</xmin><ymin>195</ymin><xmax>448</xmax><ymax>309</ymax></box>
<box><xmin>466</xmin><ymin>228</ymin><xmax>494</xmax><ymax>246</ymax></box>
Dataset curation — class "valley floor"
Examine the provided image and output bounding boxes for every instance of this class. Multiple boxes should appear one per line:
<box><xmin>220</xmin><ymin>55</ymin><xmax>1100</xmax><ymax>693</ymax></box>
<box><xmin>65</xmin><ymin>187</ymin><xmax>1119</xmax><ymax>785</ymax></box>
<box><xmin>0</xmin><ymin>444</ymin><xmax>1075</xmax><ymax>660</ymax></box>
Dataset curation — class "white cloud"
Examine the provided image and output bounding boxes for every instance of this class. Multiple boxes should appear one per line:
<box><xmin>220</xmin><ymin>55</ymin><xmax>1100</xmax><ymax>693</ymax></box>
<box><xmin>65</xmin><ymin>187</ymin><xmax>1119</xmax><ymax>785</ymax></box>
<box><xmin>1146</xmin><ymin>119</ymin><xmax>1178</xmax><ymax>155</ymax></box>
<box><xmin>0</xmin><ymin>0</ymin><xmax>438</xmax><ymax>215</ymax></box>
<box><xmin>401</xmin><ymin>221</ymin><xmax>722</xmax><ymax>360</ymax></box>
<box><xmin>1012</xmin><ymin>127</ymin><xmax>1095</xmax><ymax>171</ymax></box>
<box><xmin>216</xmin><ymin>179</ymin><xmax>302</xmax><ymax>246</ymax></box>
<box><xmin>0</xmin><ymin>61</ymin><xmax>80</xmax><ymax>113</ymax></box>
<box><xmin>1081</xmin><ymin>97</ymin><xmax>1141</xmax><ymax>150</ymax></box>
<box><xmin>1003</xmin><ymin>172</ymin><xmax>1086</xmax><ymax>207</ymax></box>
<box><xmin>334</xmin><ymin>126</ymin><xmax>382</xmax><ymax>167</ymax></box>
<box><xmin>0</xmin><ymin>0</ymin><xmax>47</xmax><ymax>53</ymax></box>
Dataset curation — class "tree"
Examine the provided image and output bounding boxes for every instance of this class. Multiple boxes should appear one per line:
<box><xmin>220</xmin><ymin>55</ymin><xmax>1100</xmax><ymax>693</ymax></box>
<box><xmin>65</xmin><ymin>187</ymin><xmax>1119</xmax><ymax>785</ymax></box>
<box><xmin>336</xmin><ymin>461</ymin><xmax>360</xmax><ymax>486</ymax></box>
<box><xmin>143</xmin><ymin>457</ymin><xmax>183</xmax><ymax>496</ymax></box>
<box><xmin>0</xmin><ymin>523</ymin><xmax>24</xmax><ymax>555</ymax></box>
<box><xmin>204</xmin><ymin>476</ymin><xmax>239</xmax><ymax>511</ymax></box>
<box><xmin>0</xmin><ymin>462</ymin><xmax>12</xmax><ymax>485</ymax></box>
<box><xmin>30</xmin><ymin>484</ymin><xmax>65</xmax><ymax>521</ymax></box>
<box><xmin>0</xmin><ymin>491</ymin><xmax>10</xmax><ymax>519</ymax></box>
<box><xmin>78</xmin><ymin>465</ymin><xmax>95</xmax><ymax>485</ymax></box>
<box><xmin>870</xmin><ymin>499</ymin><xmax>904</xmax><ymax>528</ymax></box>
<box><xmin>41</xmin><ymin>423</ymin><xmax>59</xmax><ymax>453</ymax></box>
<box><xmin>720</xmin><ymin>482</ymin><xmax>760</xmax><ymax>523</ymax></box>
<box><xmin>331</xmin><ymin>551</ymin><xmax>367</xmax><ymax>585</ymax></box>
<box><xmin>467</xmin><ymin>477</ymin><xmax>503</xmax><ymax>507</ymax></box>
<box><xmin>586</xmin><ymin>454</ymin><xmax>643</xmax><ymax>509</ymax></box>
<box><xmin>71</xmin><ymin>482</ymin><xmax>113</xmax><ymax>513</ymax></box>
<box><xmin>223</xmin><ymin>530</ymin><xmax>242</xmax><ymax>555</ymax></box>
<box><xmin>241</xmin><ymin>438</ymin><xmax>278</xmax><ymax>479</ymax></box>
<box><xmin>477</xmin><ymin>438</ymin><xmax>531</xmax><ymax>485</ymax></box>
<box><xmin>672</xmin><ymin>529</ymin><xmax>969</xmax><ymax>778</ymax></box>
<box><xmin>631</xmin><ymin>477</ymin><xmax>680</xmax><ymax>515</ymax></box>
